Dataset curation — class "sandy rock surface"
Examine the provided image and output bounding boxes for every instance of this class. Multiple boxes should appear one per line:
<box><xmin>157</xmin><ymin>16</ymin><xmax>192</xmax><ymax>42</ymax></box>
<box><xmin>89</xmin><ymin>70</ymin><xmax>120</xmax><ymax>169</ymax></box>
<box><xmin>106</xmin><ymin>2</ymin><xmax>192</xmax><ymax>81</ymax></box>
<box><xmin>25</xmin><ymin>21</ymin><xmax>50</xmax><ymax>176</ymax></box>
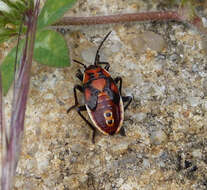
<box><xmin>1</xmin><ymin>0</ymin><xmax>207</xmax><ymax>189</ymax></box>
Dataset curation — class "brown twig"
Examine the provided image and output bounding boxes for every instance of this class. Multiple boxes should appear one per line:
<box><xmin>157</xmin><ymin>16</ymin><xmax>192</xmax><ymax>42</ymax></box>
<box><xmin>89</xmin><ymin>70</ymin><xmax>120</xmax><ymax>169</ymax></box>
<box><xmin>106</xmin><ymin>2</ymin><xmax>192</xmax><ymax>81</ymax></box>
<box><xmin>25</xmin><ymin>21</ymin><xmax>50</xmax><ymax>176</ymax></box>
<box><xmin>53</xmin><ymin>10</ymin><xmax>207</xmax><ymax>35</ymax></box>
<box><xmin>54</xmin><ymin>11</ymin><xmax>182</xmax><ymax>26</ymax></box>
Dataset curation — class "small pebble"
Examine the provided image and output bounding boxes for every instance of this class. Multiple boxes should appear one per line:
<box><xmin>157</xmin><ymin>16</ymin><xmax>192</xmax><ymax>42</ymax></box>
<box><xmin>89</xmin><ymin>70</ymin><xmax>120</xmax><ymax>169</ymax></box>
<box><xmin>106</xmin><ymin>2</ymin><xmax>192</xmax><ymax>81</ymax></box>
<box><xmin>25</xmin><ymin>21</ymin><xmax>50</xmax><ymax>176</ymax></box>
<box><xmin>150</xmin><ymin>129</ymin><xmax>167</xmax><ymax>145</ymax></box>
<box><xmin>133</xmin><ymin>112</ymin><xmax>147</xmax><ymax>122</ymax></box>
<box><xmin>111</xmin><ymin>141</ymin><xmax>130</xmax><ymax>154</ymax></box>
<box><xmin>143</xmin><ymin>158</ymin><xmax>150</xmax><ymax>168</ymax></box>
<box><xmin>202</xmin><ymin>99</ymin><xmax>207</xmax><ymax>111</ymax></box>
<box><xmin>35</xmin><ymin>152</ymin><xmax>50</xmax><ymax>172</ymax></box>
<box><xmin>192</xmin><ymin>149</ymin><xmax>202</xmax><ymax>159</ymax></box>
<box><xmin>131</xmin><ymin>31</ymin><xmax>166</xmax><ymax>54</ymax></box>
<box><xmin>187</xmin><ymin>96</ymin><xmax>201</xmax><ymax>107</ymax></box>
<box><xmin>142</xmin><ymin>31</ymin><xmax>166</xmax><ymax>52</ymax></box>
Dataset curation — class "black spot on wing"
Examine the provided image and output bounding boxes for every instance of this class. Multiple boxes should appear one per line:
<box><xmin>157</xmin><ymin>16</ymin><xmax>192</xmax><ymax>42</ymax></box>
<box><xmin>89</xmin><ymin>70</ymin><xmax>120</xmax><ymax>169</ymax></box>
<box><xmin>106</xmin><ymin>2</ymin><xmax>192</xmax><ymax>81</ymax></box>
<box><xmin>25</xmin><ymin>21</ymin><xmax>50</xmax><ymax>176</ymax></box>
<box><xmin>104</xmin><ymin>78</ymin><xmax>120</xmax><ymax>104</ymax></box>
<box><xmin>85</xmin><ymin>87</ymin><xmax>100</xmax><ymax>110</ymax></box>
<box><xmin>103</xmin><ymin>88</ymin><xmax>118</xmax><ymax>104</ymax></box>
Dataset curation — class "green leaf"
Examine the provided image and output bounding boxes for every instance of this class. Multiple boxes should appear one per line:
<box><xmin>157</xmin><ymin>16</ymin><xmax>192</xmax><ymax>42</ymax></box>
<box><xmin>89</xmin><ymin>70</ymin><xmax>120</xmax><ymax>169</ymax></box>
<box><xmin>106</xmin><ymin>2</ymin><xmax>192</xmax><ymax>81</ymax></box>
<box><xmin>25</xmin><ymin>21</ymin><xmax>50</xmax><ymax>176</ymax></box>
<box><xmin>0</xmin><ymin>28</ymin><xmax>17</xmax><ymax>39</ymax></box>
<box><xmin>0</xmin><ymin>29</ymin><xmax>69</xmax><ymax>95</ymax></box>
<box><xmin>34</xmin><ymin>29</ymin><xmax>70</xmax><ymax>67</ymax></box>
<box><xmin>0</xmin><ymin>39</ymin><xmax>24</xmax><ymax>95</ymax></box>
<box><xmin>37</xmin><ymin>0</ymin><xmax>76</xmax><ymax>30</ymax></box>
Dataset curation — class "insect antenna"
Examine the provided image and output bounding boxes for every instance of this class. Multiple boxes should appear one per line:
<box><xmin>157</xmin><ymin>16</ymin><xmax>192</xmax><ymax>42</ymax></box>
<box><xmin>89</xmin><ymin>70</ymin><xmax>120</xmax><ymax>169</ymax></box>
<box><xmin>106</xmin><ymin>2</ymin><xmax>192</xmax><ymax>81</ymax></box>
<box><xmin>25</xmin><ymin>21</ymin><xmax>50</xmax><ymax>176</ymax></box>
<box><xmin>73</xmin><ymin>59</ymin><xmax>87</xmax><ymax>69</ymax></box>
<box><xmin>94</xmin><ymin>31</ymin><xmax>112</xmax><ymax>65</ymax></box>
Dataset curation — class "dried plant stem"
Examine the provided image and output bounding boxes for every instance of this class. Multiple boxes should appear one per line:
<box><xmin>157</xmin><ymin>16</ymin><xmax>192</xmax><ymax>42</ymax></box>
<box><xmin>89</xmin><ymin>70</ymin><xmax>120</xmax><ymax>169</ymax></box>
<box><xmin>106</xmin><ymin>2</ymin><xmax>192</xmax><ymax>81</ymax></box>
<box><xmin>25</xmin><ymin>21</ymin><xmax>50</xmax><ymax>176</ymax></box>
<box><xmin>53</xmin><ymin>10</ymin><xmax>206</xmax><ymax>35</ymax></box>
<box><xmin>1</xmin><ymin>1</ymin><xmax>40</xmax><ymax>190</ymax></box>
<box><xmin>0</xmin><ymin>73</ymin><xmax>2</xmax><ymax>132</ymax></box>
<box><xmin>54</xmin><ymin>11</ymin><xmax>182</xmax><ymax>26</ymax></box>
<box><xmin>0</xmin><ymin>72</ymin><xmax>3</xmax><ymax>149</ymax></box>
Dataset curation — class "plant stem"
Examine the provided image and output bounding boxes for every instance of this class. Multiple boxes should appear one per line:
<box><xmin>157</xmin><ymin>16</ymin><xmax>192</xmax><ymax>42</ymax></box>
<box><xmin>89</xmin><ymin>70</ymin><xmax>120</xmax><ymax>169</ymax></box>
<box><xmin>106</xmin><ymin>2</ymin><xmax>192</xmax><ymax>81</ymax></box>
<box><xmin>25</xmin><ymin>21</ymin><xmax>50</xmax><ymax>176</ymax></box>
<box><xmin>1</xmin><ymin>1</ymin><xmax>40</xmax><ymax>189</ymax></box>
<box><xmin>54</xmin><ymin>11</ymin><xmax>182</xmax><ymax>26</ymax></box>
<box><xmin>53</xmin><ymin>10</ymin><xmax>206</xmax><ymax>35</ymax></box>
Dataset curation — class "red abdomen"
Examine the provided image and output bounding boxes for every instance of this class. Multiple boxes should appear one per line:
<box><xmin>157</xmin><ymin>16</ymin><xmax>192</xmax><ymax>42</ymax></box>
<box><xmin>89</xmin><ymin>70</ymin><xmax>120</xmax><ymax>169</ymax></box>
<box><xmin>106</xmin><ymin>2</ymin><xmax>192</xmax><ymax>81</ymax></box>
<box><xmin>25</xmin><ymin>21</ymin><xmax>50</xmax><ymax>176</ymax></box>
<box><xmin>86</xmin><ymin>92</ymin><xmax>124</xmax><ymax>135</ymax></box>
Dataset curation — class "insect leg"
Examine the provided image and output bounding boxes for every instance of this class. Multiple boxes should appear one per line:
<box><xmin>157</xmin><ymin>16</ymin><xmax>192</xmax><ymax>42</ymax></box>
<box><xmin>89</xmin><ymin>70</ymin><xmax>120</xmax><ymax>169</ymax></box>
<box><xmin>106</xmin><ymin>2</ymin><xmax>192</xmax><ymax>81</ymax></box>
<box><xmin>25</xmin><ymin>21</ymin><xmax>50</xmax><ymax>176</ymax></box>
<box><xmin>97</xmin><ymin>61</ymin><xmax>110</xmax><ymax>71</ymax></box>
<box><xmin>114</xmin><ymin>77</ymin><xmax>122</xmax><ymax>94</ymax></box>
<box><xmin>122</xmin><ymin>96</ymin><xmax>132</xmax><ymax>110</ymax></box>
<box><xmin>76</xmin><ymin>69</ymin><xmax>83</xmax><ymax>81</ymax></box>
<box><xmin>77</xmin><ymin>105</ymin><xmax>96</xmax><ymax>143</ymax></box>
<box><xmin>119</xmin><ymin>127</ymin><xmax>126</xmax><ymax>136</ymax></box>
<box><xmin>73</xmin><ymin>59</ymin><xmax>87</xmax><ymax>69</ymax></box>
<box><xmin>114</xmin><ymin>77</ymin><xmax>132</xmax><ymax>110</ymax></box>
<box><xmin>67</xmin><ymin>85</ymin><xmax>83</xmax><ymax>113</ymax></box>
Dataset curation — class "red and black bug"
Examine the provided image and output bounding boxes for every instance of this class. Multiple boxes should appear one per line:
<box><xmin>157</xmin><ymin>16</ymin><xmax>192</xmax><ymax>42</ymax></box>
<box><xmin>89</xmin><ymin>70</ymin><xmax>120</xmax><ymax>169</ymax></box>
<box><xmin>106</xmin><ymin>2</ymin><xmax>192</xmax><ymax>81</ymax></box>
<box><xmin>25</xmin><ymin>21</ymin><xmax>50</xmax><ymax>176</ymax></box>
<box><xmin>67</xmin><ymin>31</ymin><xmax>132</xmax><ymax>143</ymax></box>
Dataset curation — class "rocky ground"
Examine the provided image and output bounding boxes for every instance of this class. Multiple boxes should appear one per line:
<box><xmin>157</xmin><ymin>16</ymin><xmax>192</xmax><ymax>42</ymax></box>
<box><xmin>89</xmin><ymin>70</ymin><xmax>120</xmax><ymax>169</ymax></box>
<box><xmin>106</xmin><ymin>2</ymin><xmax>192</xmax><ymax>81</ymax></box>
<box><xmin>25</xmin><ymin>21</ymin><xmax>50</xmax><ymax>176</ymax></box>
<box><xmin>1</xmin><ymin>0</ymin><xmax>207</xmax><ymax>189</ymax></box>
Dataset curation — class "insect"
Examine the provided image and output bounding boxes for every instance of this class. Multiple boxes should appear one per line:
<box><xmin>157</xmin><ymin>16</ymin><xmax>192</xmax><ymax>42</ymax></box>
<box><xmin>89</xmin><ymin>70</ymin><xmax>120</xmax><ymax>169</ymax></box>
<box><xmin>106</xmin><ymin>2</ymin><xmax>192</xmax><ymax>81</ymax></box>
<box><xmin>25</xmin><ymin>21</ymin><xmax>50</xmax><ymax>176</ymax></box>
<box><xmin>67</xmin><ymin>31</ymin><xmax>132</xmax><ymax>143</ymax></box>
